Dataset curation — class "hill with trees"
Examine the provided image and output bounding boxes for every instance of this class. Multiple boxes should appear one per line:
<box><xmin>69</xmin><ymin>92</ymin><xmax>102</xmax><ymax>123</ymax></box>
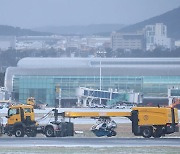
<box><xmin>33</xmin><ymin>24</ymin><xmax>124</xmax><ymax>35</ymax></box>
<box><xmin>0</xmin><ymin>25</ymin><xmax>52</xmax><ymax>36</ymax></box>
<box><xmin>119</xmin><ymin>7</ymin><xmax>180</xmax><ymax>39</ymax></box>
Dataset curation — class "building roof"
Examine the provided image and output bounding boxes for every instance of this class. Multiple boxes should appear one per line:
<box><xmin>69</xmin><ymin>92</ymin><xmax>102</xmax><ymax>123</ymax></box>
<box><xmin>17</xmin><ymin>57</ymin><xmax>180</xmax><ymax>68</ymax></box>
<box><xmin>5</xmin><ymin>57</ymin><xmax>180</xmax><ymax>92</ymax></box>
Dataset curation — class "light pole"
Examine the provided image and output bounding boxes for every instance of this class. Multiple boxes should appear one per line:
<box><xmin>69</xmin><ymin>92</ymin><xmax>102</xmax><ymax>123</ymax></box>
<box><xmin>100</xmin><ymin>60</ymin><xmax>102</xmax><ymax>104</ymax></box>
<box><xmin>59</xmin><ymin>88</ymin><xmax>61</xmax><ymax>108</ymax></box>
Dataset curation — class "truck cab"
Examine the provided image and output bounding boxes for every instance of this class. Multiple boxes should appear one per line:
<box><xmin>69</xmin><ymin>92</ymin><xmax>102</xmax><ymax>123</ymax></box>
<box><xmin>5</xmin><ymin>104</ymin><xmax>36</xmax><ymax>137</ymax></box>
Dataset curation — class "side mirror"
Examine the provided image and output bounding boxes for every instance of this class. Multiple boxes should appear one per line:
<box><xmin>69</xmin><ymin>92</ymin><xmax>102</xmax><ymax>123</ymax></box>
<box><xmin>5</xmin><ymin>116</ymin><xmax>10</xmax><ymax>118</ymax></box>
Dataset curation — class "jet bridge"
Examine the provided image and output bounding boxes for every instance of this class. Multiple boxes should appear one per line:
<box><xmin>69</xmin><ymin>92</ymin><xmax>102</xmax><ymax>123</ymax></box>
<box><xmin>168</xmin><ymin>87</ymin><xmax>180</xmax><ymax>108</ymax></box>
<box><xmin>76</xmin><ymin>87</ymin><xmax>142</xmax><ymax>107</ymax></box>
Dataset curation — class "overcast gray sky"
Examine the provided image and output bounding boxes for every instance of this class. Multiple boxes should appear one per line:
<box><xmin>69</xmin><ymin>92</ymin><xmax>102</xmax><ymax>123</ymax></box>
<box><xmin>0</xmin><ymin>0</ymin><xmax>180</xmax><ymax>28</ymax></box>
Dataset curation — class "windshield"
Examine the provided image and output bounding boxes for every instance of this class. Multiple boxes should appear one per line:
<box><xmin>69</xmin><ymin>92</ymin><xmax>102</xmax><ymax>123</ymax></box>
<box><xmin>8</xmin><ymin>108</ymin><xmax>19</xmax><ymax>116</ymax></box>
<box><xmin>24</xmin><ymin>108</ymin><xmax>31</xmax><ymax>113</ymax></box>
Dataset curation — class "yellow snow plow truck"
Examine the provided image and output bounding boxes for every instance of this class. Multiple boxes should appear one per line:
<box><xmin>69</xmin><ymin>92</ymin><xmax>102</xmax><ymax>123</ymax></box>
<box><xmin>2</xmin><ymin>104</ymin><xmax>179</xmax><ymax>138</ymax></box>
<box><xmin>4</xmin><ymin>104</ymin><xmax>37</xmax><ymax>137</ymax></box>
<box><xmin>3</xmin><ymin>104</ymin><xmax>74</xmax><ymax>137</ymax></box>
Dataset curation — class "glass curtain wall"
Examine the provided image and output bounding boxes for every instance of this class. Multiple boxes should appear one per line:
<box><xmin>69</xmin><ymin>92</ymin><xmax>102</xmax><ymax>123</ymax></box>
<box><xmin>12</xmin><ymin>75</ymin><xmax>180</xmax><ymax>106</ymax></box>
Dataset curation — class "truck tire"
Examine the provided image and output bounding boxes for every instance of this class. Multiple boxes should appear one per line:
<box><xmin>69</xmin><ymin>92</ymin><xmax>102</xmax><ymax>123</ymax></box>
<box><xmin>107</xmin><ymin>133</ymin><xmax>112</xmax><ymax>137</ymax></box>
<box><xmin>66</xmin><ymin>122</ymin><xmax>74</xmax><ymax>136</ymax></box>
<box><xmin>152</xmin><ymin>127</ymin><xmax>162</xmax><ymax>138</ymax></box>
<box><xmin>15</xmin><ymin>127</ymin><xmax>24</xmax><ymax>137</ymax></box>
<box><xmin>60</xmin><ymin>123</ymin><xmax>67</xmax><ymax>137</ymax></box>
<box><xmin>142</xmin><ymin>127</ymin><xmax>152</xmax><ymax>138</ymax></box>
<box><xmin>152</xmin><ymin>132</ymin><xmax>162</xmax><ymax>138</ymax></box>
<box><xmin>27</xmin><ymin>130</ymin><xmax>37</xmax><ymax>137</ymax></box>
<box><xmin>111</xmin><ymin>130</ymin><xmax>117</xmax><ymax>136</ymax></box>
<box><xmin>45</xmin><ymin>126</ymin><xmax>55</xmax><ymax>137</ymax></box>
<box><xmin>107</xmin><ymin>130</ymin><xmax>116</xmax><ymax>137</ymax></box>
<box><xmin>7</xmin><ymin>132</ymin><xmax>12</xmax><ymax>136</ymax></box>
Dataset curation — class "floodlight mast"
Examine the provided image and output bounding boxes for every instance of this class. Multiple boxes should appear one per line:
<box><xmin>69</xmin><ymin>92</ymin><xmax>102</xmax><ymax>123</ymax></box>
<box><xmin>100</xmin><ymin>60</ymin><xmax>102</xmax><ymax>104</ymax></box>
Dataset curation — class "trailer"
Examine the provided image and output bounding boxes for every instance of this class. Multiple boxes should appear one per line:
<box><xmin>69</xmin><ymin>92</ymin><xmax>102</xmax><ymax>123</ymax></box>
<box><xmin>62</xmin><ymin>107</ymin><xmax>179</xmax><ymax>138</ymax></box>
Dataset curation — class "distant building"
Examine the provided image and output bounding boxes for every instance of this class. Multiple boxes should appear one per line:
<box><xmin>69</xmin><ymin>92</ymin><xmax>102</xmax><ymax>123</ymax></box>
<box><xmin>15</xmin><ymin>35</ymin><xmax>111</xmax><ymax>51</ymax></box>
<box><xmin>0</xmin><ymin>36</ymin><xmax>16</xmax><ymax>51</ymax></box>
<box><xmin>145</xmin><ymin>23</ymin><xmax>173</xmax><ymax>51</ymax></box>
<box><xmin>16</xmin><ymin>36</ymin><xmax>62</xmax><ymax>50</ymax></box>
<box><xmin>111</xmin><ymin>32</ymin><xmax>145</xmax><ymax>51</ymax></box>
<box><xmin>86</xmin><ymin>37</ymin><xmax>111</xmax><ymax>48</ymax></box>
<box><xmin>175</xmin><ymin>40</ymin><xmax>180</xmax><ymax>48</ymax></box>
<box><xmin>0</xmin><ymin>87</ymin><xmax>9</xmax><ymax>101</ymax></box>
<box><xmin>66</xmin><ymin>36</ymin><xmax>81</xmax><ymax>49</ymax></box>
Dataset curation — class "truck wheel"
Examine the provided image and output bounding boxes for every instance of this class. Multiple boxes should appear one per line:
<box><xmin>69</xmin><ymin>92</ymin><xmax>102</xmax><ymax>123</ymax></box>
<box><xmin>45</xmin><ymin>126</ymin><xmax>54</xmax><ymax>137</ymax></box>
<box><xmin>111</xmin><ymin>130</ymin><xmax>117</xmax><ymax>136</ymax></box>
<box><xmin>7</xmin><ymin>132</ymin><xmax>12</xmax><ymax>136</ymax></box>
<box><xmin>60</xmin><ymin>123</ymin><xmax>67</xmax><ymax>137</ymax></box>
<box><xmin>142</xmin><ymin>127</ymin><xmax>152</xmax><ymax>138</ymax></box>
<box><xmin>153</xmin><ymin>133</ymin><xmax>161</xmax><ymax>138</ymax></box>
<box><xmin>27</xmin><ymin>130</ymin><xmax>37</xmax><ymax>137</ymax></box>
<box><xmin>66</xmin><ymin>122</ymin><xmax>74</xmax><ymax>136</ymax></box>
<box><xmin>15</xmin><ymin>128</ymin><xmax>24</xmax><ymax>137</ymax></box>
<box><xmin>152</xmin><ymin>127</ymin><xmax>162</xmax><ymax>138</ymax></box>
<box><xmin>107</xmin><ymin>133</ymin><xmax>112</xmax><ymax>137</ymax></box>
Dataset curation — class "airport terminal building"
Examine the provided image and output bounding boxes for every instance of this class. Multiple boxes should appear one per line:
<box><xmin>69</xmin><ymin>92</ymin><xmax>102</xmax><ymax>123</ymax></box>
<box><xmin>4</xmin><ymin>57</ymin><xmax>180</xmax><ymax>107</ymax></box>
